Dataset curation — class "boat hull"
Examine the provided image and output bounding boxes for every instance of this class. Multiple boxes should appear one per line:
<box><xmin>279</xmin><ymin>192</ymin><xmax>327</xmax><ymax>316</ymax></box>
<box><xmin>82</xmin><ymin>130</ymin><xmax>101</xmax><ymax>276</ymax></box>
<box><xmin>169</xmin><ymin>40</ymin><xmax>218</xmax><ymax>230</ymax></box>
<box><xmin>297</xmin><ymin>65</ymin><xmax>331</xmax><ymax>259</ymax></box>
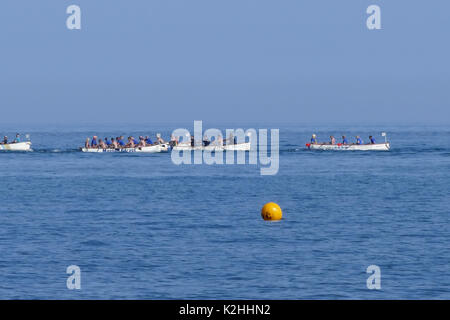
<box><xmin>307</xmin><ymin>143</ymin><xmax>390</xmax><ymax>151</ymax></box>
<box><xmin>0</xmin><ymin>142</ymin><xmax>32</xmax><ymax>151</ymax></box>
<box><xmin>172</xmin><ymin>142</ymin><xmax>251</xmax><ymax>151</ymax></box>
<box><xmin>81</xmin><ymin>144</ymin><xmax>169</xmax><ymax>153</ymax></box>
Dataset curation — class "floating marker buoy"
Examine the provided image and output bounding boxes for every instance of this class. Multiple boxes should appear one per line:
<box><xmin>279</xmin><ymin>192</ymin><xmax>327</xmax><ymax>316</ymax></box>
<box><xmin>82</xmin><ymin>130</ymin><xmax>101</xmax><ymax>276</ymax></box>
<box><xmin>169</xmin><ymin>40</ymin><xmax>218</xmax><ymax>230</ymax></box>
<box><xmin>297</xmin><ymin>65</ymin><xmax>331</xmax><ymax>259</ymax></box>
<box><xmin>261</xmin><ymin>202</ymin><xmax>282</xmax><ymax>221</ymax></box>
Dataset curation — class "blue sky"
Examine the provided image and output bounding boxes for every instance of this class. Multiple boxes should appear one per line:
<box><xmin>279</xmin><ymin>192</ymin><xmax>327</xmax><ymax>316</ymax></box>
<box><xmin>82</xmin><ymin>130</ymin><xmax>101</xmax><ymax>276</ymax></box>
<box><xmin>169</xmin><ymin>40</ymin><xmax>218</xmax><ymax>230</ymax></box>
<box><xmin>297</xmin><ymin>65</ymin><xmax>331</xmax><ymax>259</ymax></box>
<box><xmin>0</xmin><ymin>0</ymin><xmax>449</xmax><ymax>124</ymax></box>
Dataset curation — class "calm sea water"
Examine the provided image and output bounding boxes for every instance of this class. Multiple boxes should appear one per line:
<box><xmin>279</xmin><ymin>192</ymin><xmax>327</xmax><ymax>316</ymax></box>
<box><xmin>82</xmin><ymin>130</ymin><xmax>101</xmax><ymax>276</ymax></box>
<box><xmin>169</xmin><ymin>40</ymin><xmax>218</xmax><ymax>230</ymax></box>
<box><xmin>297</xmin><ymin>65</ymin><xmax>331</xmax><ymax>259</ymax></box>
<box><xmin>0</xmin><ymin>123</ymin><xmax>448</xmax><ymax>299</ymax></box>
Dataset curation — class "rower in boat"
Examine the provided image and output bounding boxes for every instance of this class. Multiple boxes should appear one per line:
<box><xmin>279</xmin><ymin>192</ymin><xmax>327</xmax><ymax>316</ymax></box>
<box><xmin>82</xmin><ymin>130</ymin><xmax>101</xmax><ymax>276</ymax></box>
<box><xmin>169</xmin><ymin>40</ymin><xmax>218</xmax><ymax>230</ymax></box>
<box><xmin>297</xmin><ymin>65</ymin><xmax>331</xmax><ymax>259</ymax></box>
<box><xmin>311</xmin><ymin>134</ymin><xmax>318</xmax><ymax>144</ymax></box>
<box><xmin>224</xmin><ymin>133</ymin><xmax>237</xmax><ymax>145</ymax></box>
<box><xmin>1</xmin><ymin>136</ymin><xmax>7</xmax><ymax>144</ymax></box>
<box><xmin>85</xmin><ymin>138</ymin><xmax>90</xmax><ymax>149</ymax></box>
<box><xmin>145</xmin><ymin>136</ymin><xmax>153</xmax><ymax>145</ymax></box>
<box><xmin>125</xmin><ymin>136</ymin><xmax>135</xmax><ymax>148</ymax></box>
<box><xmin>169</xmin><ymin>135</ymin><xmax>178</xmax><ymax>147</ymax></box>
<box><xmin>13</xmin><ymin>134</ymin><xmax>21</xmax><ymax>143</ymax></box>
<box><xmin>137</xmin><ymin>136</ymin><xmax>146</xmax><ymax>147</ymax></box>
<box><xmin>369</xmin><ymin>136</ymin><xmax>376</xmax><ymax>144</ymax></box>
<box><xmin>111</xmin><ymin>137</ymin><xmax>118</xmax><ymax>148</ymax></box>
<box><xmin>91</xmin><ymin>136</ymin><xmax>98</xmax><ymax>148</ymax></box>
<box><xmin>355</xmin><ymin>136</ymin><xmax>363</xmax><ymax>145</ymax></box>
<box><xmin>212</xmin><ymin>136</ymin><xmax>221</xmax><ymax>146</ymax></box>
<box><xmin>156</xmin><ymin>134</ymin><xmax>166</xmax><ymax>145</ymax></box>
<box><xmin>117</xmin><ymin>136</ymin><xmax>126</xmax><ymax>147</ymax></box>
<box><xmin>98</xmin><ymin>139</ymin><xmax>107</xmax><ymax>149</ymax></box>
<box><xmin>203</xmin><ymin>135</ymin><xmax>210</xmax><ymax>146</ymax></box>
<box><xmin>330</xmin><ymin>136</ymin><xmax>336</xmax><ymax>145</ymax></box>
<box><xmin>105</xmin><ymin>137</ymin><xmax>111</xmax><ymax>147</ymax></box>
<box><xmin>342</xmin><ymin>135</ymin><xmax>348</xmax><ymax>145</ymax></box>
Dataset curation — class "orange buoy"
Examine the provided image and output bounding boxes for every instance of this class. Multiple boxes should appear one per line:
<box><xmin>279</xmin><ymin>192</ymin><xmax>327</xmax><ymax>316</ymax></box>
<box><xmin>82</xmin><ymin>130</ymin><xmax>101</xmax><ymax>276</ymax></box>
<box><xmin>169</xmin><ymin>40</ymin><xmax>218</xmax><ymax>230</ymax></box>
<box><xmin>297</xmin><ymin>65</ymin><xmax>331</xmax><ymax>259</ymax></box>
<box><xmin>261</xmin><ymin>202</ymin><xmax>282</xmax><ymax>221</ymax></box>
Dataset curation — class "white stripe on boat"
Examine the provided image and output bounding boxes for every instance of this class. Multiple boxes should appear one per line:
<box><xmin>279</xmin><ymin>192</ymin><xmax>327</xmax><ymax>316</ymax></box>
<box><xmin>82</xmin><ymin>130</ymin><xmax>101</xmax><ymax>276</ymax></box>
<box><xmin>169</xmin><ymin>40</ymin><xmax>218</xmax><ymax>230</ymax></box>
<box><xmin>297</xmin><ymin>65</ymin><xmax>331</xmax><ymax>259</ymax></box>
<box><xmin>81</xmin><ymin>144</ymin><xmax>169</xmax><ymax>153</ymax></box>
<box><xmin>172</xmin><ymin>142</ymin><xmax>251</xmax><ymax>151</ymax></box>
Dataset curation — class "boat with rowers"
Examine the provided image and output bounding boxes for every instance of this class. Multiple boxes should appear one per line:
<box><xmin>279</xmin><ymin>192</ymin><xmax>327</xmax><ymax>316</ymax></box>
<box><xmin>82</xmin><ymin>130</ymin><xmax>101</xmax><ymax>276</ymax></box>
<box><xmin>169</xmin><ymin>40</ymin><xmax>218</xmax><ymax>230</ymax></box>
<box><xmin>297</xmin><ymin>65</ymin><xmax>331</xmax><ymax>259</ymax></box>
<box><xmin>306</xmin><ymin>133</ymin><xmax>390</xmax><ymax>151</ymax></box>
<box><xmin>81</xmin><ymin>144</ymin><xmax>169</xmax><ymax>153</ymax></box>
<box><xmin>0</xmin><ymin>134</ymin><xmax>32</xmax><ymax>151</ymax></box>
<box><xmin>171</xmin><ymin>133</ymin><xmax>252</xmax><ymax>151</ymax></box>
<box><xmin>0</xmin><ymin>141</ymin><xmax>32</xmax><ymax>151</ymax></box>
<box><xmin>81</xmin><ymin>134</ymin><xmax>169</xmax><ymax>153</ymax></box>
<box><xmin>307</xmin><ymin>142</ymin><xmax>390</xmax><ymax>151</ymax></box>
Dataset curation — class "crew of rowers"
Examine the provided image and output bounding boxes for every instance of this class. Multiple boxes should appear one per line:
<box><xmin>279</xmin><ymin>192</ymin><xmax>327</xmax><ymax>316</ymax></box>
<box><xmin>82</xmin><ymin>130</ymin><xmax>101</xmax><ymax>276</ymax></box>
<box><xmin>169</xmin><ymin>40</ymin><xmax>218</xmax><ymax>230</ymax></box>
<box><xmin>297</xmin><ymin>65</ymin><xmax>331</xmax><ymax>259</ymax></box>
<box><xmin>0</xmin><ymin>134</ymin><xmax>21</xmax><ymax>145</ymax></box>
<box><xmin>196</xmin><ymin>134</ymin><xmax>238</xmax><ymax>147</ymax></box>
<box><xmin>310</xmin><ymin>134</ymin><xmax>377</xmax><ymax>145</ymax></box>
<box><xmin>85</xmin><ymin>135</ymin><xmax>166</xmax><ymax>149</ymax></box>
<box><xmin>84</xmin><ymin>133</ymin><xmax>239</xmax><ymax>149</ymax></box>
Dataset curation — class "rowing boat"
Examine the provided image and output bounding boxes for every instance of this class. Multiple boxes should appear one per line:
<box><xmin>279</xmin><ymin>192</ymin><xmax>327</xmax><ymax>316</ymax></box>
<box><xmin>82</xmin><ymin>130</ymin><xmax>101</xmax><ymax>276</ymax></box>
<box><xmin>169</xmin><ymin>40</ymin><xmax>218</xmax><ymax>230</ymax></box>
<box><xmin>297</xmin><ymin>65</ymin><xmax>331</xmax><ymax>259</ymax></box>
<box><xmin>0</xmin><ymin>142</ymin><xmax>32</xmax><ymax>151</ymax></box>
<box><xmin>81</xmin><ymin>144</ymin><xmax>169</xmax><ymax>153</ymax></box>
<box><xmin>172</xmin><ymin>142</ymin><xmax>252</xmax><ymax>151</ymax></box>
<box><xmin>306</xmin><ymin>142</ymin><xmax>390</xmax><ymax>151</ymax></box>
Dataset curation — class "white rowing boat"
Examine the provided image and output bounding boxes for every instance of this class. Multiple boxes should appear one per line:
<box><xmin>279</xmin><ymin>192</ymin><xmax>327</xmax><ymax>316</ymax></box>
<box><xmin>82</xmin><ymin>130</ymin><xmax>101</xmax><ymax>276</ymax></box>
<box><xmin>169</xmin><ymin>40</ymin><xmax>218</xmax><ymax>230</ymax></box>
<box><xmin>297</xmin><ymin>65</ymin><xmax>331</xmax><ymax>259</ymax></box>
<box><xmin>0</xmin><ymin>141</ymin><xmax>32</xmax><ymax>151</ymax></box>
<box><xmin>307</xmin><ymin>132</ymin><xmax>390</xmax><ymax>151</ymax></box>
<box><xmin>172</xmin><ymin>142</ymin><xmax>252</xmax><ymax>151</ymax></box>
<box><xmin>81</xmin><ymin>144</ymin><xmax>169</xmax><ymax>153</ymax></box>
<box><xmin>307</xmin><ymin>142</ymin><xmax>390</xmax><ymax>151</ymax></box>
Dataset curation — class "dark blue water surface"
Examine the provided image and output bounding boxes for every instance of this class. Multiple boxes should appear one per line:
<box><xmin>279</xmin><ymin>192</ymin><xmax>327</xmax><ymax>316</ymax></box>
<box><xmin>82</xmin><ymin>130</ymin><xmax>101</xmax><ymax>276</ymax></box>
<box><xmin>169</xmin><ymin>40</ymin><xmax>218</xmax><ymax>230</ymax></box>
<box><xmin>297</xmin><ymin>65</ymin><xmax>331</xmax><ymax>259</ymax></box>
<box><xmin>0</xmin><ymin>123</ymin><xmax>448</xmax><ymax>299</ymax></box>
